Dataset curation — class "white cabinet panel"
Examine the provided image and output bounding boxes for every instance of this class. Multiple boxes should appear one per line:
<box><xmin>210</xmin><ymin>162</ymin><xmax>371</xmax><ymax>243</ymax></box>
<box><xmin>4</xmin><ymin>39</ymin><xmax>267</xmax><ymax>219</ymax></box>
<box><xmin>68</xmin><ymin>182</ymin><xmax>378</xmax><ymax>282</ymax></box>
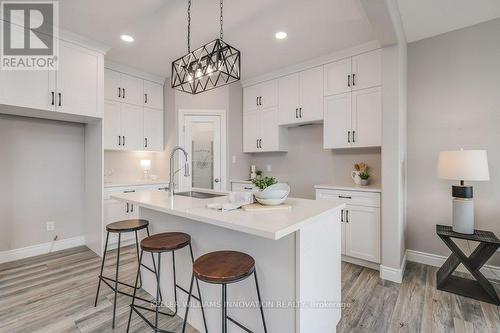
<box><xmin>243</xmin><ymin>84</ymin><xmax>260</xmax><ymax>112</ymax></box>
<box><xmin>103</xmin><ymin>101</ymin><xmax>122</xmax><ymax>150</ymax></box>
<box><xmin>352</xmin><ymin>87</ymin><xmax>381</xmax><ymax>148</ymax></box>
<box><xmin>259</xmin><ymin>80</ymin><xmax>278</xmax><ymax>109</ymax></box>
<box><xmin>0</xmin><ymin>68</ymin><xmax>53</xmax><ymax>111</ymax></box>
<box><xmin>231</xmin><ymin>182</ymin><xmax>258</xmax><ymax>192</ymax></box>
<box><xmin>121</xmin><ymin>74</ymin><xmax>143</xmax><ymax>106</ymax></box>
<box><xmin>278</xmin><ymin>73</ymin><xmax>299</xmax><ymax>125</ymax></box>
<box><xmin>324</xmin><ymin>58</ymin><xmax>351</xmax><ymax>96</ymax></box>
<box><xmin>299</xmin><ymin>67</ymin><xmax>323</xmax><ymax>122</ymax></box>
<box><xmin>104</xmin><ymin>68</ymin><xmax>122</xmax><ymax>102</ymax></box>
<box><xmin>260</xmin><ymin>107</ymin><xmax>279</xmax><ymax>151</ymax></box>
<box><xmin>243</xmin><ymin>109</ymin><xmax>260</xmax><ymax>152</ymax></box>
<box><xmin>143</xmin><ymin>109</ymin><xmax>164</xmax><ymax>151</ymax></box>
<box><xmin>341</xmin><ymin>216</ymin><xmax>346</xmax><ymax>255</ymax></box>
<box><xmin>352</xmin><ymin>49</ymin><xmax>381</xmax><ymax>91</ymax></box>
<box><xmin>121</xmin><ymin>104</ymin><xmax>143</xmax><ymax>151</ymax></box>
<box><xmin>324</xmin><ymin>93</ymin><xmax>351</xmax><ymax>149</ymax></box>
<box><xmin>345</xmin><ymin>205</ymin><xmax>380</xmax><ymax>263</ymax></box>
<box><xmin>143</xmin><ymin>80</ymin><xmax>164</xmax><ymax>110</ymax></box>
<box><xmin>57</xmin><ymin>41</ymin><xmax>99</xmax><ymax>117</ymax></box>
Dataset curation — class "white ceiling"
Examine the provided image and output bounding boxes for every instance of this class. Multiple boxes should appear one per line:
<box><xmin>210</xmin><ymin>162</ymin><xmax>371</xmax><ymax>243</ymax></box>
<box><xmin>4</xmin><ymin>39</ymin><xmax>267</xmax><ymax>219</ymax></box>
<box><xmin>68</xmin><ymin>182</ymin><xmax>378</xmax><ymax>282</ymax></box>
<box><xmin>58</xmin><ymin>0</ymin><xmax>375</xmax><ymax>79</ymax></box>
<box><xmin>397</xmin><ymin>0</ymin><xmax>500</xmax><ymax>43</ymax></box>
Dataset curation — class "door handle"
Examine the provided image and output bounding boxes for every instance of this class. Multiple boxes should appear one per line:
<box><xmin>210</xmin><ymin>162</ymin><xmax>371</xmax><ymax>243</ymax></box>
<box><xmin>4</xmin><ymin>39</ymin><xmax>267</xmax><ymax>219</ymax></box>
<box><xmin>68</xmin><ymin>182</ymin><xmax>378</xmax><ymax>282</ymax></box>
<box><xmin>122</xmin><ymin>136</ymin><xmax>125</xmax><ymax>146</ymax></box>
<box><xmin>259</xmin><ymin>96</ymin><xmax>262</xmax><ymax>106</ymax></box>
<box><xmin>352</xmin><ymin>131</ymin><xmax>356</xmax><ymax>143</ymax></box>
<box><xmin>118</xmin><ymin>87</ymin><xmax>121</xmax><ymax>98</ymax></box>
<box><xmin>256</xmin><ymin>97</ymin><xmax>259</xmax><ymax>106</ymax></box>
<box><xmin>341</xmin><ymin>209</ymin><xmax>344</xmax><ymax>222</ymax></box>
<box><xmin>346</xmin><ymin>210</ymin><xmax>349</xmax><ymax>223</ymax></box>
<box><xmin>118</xmin><ymin>136</ymin><xmax>121</xmax><ymax>146</ymax></box>
<box><xmin>295</xmin><ymin>108</ymin><xmax>298</xmax><ymax>118</ymax></box>
<box><xmin>145</xmin><ymin>93</ymin><xmax>148</xmax><ymax>104</ymax></box>
<box><xmin>58</xmin><ymin>93</ymin><xmax>62</xmax><ymax>107</ymax></box>
<box><xmin>51</xmin><ymin>91</ymin><xmax>55</xmax><ymax>105</ymax></box>
<box><xmin>122</xmin><ymin>88</ymin><xmax>126</xmax><ymax>99</ymax></box>
<box><xmin>299</xmin><ymin>107</ymin><xmax>302</xmax><ymax>118</ymax></box>
<box><xmin>352</xmin><ymin>73</ymin><xmax>356</xmax><ymax>86</ymax></box>
<box><xmin>348</xmin><ymin>131</ymin><xmax>351</xmax><ymax>143</ymax></box>
<box><xmin>214</xmin><ymin>178</ymin><xmax>220</xmax><ymax>183</ymax></box>
<box><xmin>259</xmin><ymin>139</ymin><xmax>262</xmax><ymax>148</ymax></box>
<box><xmin>145</xmin><ymin>137</ymin><xmax>148</xmax><ymax>148</ymax></box>
<box><xmin>123</xmin><ymin>190</ymin><xmax>135</xmax><ymax>193</ymax></box>
<box><xmin>126</xmin><ymin>203</ymin><xmax>129</xmax><ymax>213</ymax></box>
<box><xmin>130</xmin><ymin>204</ymin><xmax>134</xmax><ymax>213</ymax></box>
<box><xmin>348</xmin><ymin>74</ymin><xmax>351</xmax><ymax>87</ymax></box>
<box><xmin>256</xmin><ymin>139</ymin><xmax>259</xmax><ymax>149</ymax></box>
<box><xmin>338</xmin><ymin>195</ymin><xmax>352</xmax><ymax>199</ymax></box>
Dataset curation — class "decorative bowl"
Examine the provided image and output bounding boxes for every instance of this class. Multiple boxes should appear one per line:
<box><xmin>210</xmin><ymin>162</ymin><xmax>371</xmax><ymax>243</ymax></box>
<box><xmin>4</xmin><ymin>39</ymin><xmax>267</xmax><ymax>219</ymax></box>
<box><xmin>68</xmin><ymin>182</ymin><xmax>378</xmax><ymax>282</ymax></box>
<box><xmin>254</xmin><ymin>183</ymin><xmax>290</xmax><ymax>205</ymax></box>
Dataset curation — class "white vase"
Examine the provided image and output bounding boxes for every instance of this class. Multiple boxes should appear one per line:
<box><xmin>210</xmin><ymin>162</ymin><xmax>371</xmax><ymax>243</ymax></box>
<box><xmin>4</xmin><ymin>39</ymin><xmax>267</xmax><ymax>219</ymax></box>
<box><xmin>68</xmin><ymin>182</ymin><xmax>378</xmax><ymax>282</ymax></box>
<box><xmin>351</xmin><ymin>171</ymin><xmax>361</xmax><ymax>185</ymax></box>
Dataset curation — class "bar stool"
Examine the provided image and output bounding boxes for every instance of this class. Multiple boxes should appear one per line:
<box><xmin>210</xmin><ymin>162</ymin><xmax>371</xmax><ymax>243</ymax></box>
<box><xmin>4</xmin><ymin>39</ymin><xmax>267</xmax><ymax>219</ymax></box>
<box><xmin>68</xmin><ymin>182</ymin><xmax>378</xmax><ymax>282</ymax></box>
<box><xmin>94</xmin><ymin>219</ymin><xmax>160</xmax><ymax>329</ymax></box>
<box><xmin>127</xmin><ymin>232</ymin><xmax>208</xmax><ymax>333</ymax></box>
<box><xmin>183</xmin><ymin>250</ymin><xmax>267</xmax><ymax>333</ymax></box>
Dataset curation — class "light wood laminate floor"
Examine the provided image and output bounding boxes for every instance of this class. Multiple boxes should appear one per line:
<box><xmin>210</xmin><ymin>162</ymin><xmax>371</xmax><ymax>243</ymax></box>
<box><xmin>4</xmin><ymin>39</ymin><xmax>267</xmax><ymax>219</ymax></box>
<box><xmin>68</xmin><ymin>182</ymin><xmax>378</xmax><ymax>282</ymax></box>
<box><xmin>0</xmin><ymin>246</ymin><xmax>498</xmax><ymax>333</ymax></box>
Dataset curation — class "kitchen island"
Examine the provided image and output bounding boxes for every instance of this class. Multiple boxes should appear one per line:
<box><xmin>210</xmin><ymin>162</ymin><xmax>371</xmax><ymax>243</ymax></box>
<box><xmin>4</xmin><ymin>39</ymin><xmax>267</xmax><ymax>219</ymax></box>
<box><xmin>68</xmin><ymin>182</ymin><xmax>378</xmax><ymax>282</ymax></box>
<box><xmin>111</xmin><ymin>190</ymin><xmax>344</xmax><ymax>333</ymax></box>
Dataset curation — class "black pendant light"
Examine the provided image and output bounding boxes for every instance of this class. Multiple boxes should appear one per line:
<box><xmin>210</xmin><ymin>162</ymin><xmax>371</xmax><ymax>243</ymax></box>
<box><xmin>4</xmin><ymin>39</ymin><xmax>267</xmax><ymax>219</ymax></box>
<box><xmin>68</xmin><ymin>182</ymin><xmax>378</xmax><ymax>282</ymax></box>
<box><xmin>171</xmin><ymin>0</ymin><xmax>241</xmax><ymax>94</ymax></box>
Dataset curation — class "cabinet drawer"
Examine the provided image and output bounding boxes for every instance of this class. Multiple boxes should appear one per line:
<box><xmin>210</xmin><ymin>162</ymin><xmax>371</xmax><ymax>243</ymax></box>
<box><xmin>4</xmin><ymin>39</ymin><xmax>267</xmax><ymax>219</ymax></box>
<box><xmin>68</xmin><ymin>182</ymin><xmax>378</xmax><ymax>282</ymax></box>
<box><xmin>231</xmin><ymin>182</ymin><xmax>258</xmax><ymax>192</ymax></box>
<box><xmin>316</xmin><ymin>189</ymin><xmax>380</xmax><ymax>207</ymax></box>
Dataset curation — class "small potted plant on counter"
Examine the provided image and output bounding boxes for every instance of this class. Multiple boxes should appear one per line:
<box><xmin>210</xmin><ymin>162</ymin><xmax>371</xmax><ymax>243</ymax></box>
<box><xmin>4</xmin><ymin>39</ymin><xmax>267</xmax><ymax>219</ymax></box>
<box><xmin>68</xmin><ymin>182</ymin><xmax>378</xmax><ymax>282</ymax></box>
<box><xmin>251</xmin><ymin>175</ymin><xmax>290</xmax><ymax>205</ymax></box>
<box><xmin>359</xmin><ymin>171</ymin><xmax>370</xmax><ymax>186</ymax></box>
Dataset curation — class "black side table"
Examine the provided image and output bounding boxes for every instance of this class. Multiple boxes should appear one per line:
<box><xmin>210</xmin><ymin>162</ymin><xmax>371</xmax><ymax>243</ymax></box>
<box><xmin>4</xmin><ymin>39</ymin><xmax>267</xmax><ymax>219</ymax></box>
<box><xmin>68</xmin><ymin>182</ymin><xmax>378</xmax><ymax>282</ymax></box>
<box><xmin>436</xmin><ymin>225</ymin><xmax>500</xmax><ymax>305</ymax></box>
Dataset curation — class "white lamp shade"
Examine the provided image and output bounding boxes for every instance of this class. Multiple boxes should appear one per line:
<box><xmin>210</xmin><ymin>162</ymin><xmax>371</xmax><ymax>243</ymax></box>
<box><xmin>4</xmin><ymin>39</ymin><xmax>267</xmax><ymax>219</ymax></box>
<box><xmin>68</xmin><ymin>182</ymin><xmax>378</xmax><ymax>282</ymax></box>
<box><xmin>140</xmin><ymin>159</ymin><xmax>151</xmax><ymax>171</ymax></box>
<box><xmin>437</xmin><ymin>150</ymin><xmax>490</xmax><ymax>181</ymax></box>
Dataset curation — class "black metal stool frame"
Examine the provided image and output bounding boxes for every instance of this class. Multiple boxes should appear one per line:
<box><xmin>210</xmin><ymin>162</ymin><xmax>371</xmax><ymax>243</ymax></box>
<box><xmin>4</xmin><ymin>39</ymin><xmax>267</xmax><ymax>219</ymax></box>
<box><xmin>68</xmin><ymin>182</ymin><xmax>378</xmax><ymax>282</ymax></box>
<box><xmin>183</xmin><ymin>269</ymin><xmax>267</xmax><ymax>333</ymax></box>
<box><xmin>94</xmin><ymin>226</ymin><xmax>162</xmax><ymax>329</ymax></box>
<box><xmin>127</xmin><ymin>243</ymin><xmax>208</xmax><ymax>333</ymax></box>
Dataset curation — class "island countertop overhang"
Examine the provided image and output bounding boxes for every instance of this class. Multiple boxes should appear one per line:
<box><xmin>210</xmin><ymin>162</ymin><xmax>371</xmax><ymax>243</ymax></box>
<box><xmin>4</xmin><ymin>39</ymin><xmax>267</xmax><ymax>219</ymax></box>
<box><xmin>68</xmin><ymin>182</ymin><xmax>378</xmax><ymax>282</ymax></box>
<box><xmin>110</xmin><ymin>190</ymin><xmax>344</xmax><ymax>240</ymax></box>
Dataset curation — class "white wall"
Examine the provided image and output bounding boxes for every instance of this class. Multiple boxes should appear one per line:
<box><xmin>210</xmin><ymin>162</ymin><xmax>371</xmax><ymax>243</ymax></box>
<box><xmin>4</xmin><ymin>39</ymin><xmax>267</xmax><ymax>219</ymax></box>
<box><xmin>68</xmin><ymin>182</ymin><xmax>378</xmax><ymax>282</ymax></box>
<box><xmin>407</xmin><ymin>18</ymin><xmax>500</xmax><ymax>266</ymax></box>
<box><xmin>0</xmin><ymin>114</ymin><xmax>85</xmax><ymax>251</ymax></box>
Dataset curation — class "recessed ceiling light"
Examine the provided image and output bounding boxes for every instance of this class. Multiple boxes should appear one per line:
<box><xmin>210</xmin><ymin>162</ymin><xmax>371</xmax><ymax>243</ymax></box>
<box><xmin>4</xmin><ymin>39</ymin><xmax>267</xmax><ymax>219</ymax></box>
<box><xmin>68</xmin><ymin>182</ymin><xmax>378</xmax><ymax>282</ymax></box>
<box><xmin>275</xmin><ymin>31</ymin><xmax>287</xmax><ymax>40</ymax></box>
<box><xmin>121</xmin><ymin>34</ymin><xmax>134</xmax><ymax>42</ymax></box>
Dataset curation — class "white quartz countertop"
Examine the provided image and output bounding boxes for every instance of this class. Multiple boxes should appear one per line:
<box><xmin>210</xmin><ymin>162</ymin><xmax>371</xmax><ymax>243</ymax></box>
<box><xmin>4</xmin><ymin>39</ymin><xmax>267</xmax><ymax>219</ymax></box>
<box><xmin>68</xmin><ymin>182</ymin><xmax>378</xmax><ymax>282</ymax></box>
<box><xmin>111</xmin><ymin>190</ymin><xmax>344</xmax><ymax>240</ymax></box>
<box><xmin>315</xmin><ymin>182</ymin><xmax>382</xmax><ymax>193</ymax></box>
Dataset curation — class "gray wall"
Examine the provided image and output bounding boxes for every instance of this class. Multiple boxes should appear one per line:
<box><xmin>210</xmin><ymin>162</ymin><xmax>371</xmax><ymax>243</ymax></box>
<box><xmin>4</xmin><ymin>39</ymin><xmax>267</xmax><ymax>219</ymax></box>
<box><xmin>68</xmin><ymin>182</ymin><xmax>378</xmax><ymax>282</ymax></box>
<box><xmin>0</xmin><ymin>114</ymin><xmax>85</xmax><ymax>251</ymax></box>
<box><xmin>251</xmin><ymin>125</ymin><xmax>381</xmax><ymax>199</ymax></box>
<box><xmin>407</xmin><ymin>18</ymin><xmax>500</xmax><ymax>265</ymax></box>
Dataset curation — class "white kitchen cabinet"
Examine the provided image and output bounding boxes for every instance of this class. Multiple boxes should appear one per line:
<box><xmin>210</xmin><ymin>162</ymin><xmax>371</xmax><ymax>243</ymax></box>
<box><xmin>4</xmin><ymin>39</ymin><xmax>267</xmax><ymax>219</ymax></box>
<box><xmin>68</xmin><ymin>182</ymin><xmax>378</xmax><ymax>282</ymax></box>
<box><xmin>104</xmin><ymin>68</ymin><xmax>122</xmax><ymax>102</ymax></box>
<box><xmin>56</xmin><ymin>41</ymin><xmax>100</xmax><ymax>117</ymax></box>
<box><xmin>260</xmin><ymin>107</ymin><xmax>281</xmax><ymax>151</ymax></box>
<box><xmin>243</xmin><ymin>110</ymin><xmax>260</xmax><ymax>153</ymax></box>
<box><xmin>243</xmin><ymin>107</ymin><xmax>286</xmax><ymax>152</ymax></box>
<box><xmin>316</xmin><ymin>188</ymin><xmax>381</xmax><ymax>264</ymax></box>
<box><xmin>324</xmin><ymin>49</ymin><xmax>381</xmax><ymax>96</ymax></box>
<box><xmin>278</xmin><ymin>67</ymin><xmax>323</xmax><ymax>125</ymax></box>
<box><xmin>121</xmin><ymin>74</ymin><xmax>143</xmax><ymax>106</ymax></box>
<box><xmin>0</xmin><ymin>68</ymin><xmax>53</xmax><ymax>111</ymax></box>
<box><xmin>143</xmin><ymin>80</ymin><xmax>164</xmax><ymax>110</ymax></box>
<box><xmin>104</xmin><ymin>101</ymin><xmax>144</xmax><ymax>151</ymax></box>
<box><xmin>103</xmin><ymin>101</ymin><xmax>122</xmax><ymax>150</ymax></box>
<box><xmin>231</xmin><ymin>181</ymin><xmax>258</xmax><ymax>192</ymax></box>
<box><xmin>243</xmin><ymin>80</ymin><xmax>278</xmax><ymax>112</ymax></box>
<box><xmin>324</xmin><ymin>87</ymin><xmax>381</xmax><ymax>149</ymax></box>
<box><xmin>143</xmin><ymin>109</ymin><xmax>164</xmax><ymax>151</ymax></box>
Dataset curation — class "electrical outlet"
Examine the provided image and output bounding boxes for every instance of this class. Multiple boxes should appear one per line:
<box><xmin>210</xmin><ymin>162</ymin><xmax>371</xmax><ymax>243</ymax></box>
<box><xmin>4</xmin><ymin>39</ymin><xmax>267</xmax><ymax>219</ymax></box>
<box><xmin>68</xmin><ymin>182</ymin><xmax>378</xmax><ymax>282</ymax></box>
<box><xmin>266</xmin><ymin>164</ymin><xmax>272</xmax><ymax>172</ymax></box>
<box><xmin>232</xmin><ymin>155</ymin><xmax>236</xmax><ymax>163</ymax></box>
<box><xmin>46</xmin><ymin>221</ymin><xmax>55</xmax><ymax>231</ymax></box>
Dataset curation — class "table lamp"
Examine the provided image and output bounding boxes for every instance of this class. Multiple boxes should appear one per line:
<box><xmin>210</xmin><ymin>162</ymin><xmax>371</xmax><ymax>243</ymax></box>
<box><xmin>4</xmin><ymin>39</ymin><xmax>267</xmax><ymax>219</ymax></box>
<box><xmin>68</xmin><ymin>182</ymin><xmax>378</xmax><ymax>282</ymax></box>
<box><xmin>140</xmin><ymin>159</ymin><xmax>151</xmax><ymax>180</ymax></box>
<box><xmin>437</xmin><ymin>149</ymin><xmax>490</xmax><ymax>234</ymax></box>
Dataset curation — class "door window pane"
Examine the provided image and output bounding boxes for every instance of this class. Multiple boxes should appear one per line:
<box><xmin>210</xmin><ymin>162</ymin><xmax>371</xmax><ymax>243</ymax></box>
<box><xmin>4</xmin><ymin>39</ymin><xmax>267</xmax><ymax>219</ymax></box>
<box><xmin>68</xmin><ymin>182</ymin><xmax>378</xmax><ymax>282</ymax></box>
<box><xmin>191</xmin><ymin>122</ymin><xmax>214</xmax><ymax>189</ymax></box>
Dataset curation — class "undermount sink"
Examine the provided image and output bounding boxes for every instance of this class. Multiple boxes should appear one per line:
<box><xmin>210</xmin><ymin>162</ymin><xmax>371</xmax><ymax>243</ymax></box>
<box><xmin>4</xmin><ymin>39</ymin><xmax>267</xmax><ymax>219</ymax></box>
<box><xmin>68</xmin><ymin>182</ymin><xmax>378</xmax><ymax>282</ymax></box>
<box><xmin>174</xmin><ymin>191</ymin><xmax>226</xmax><ymax>199</ymax></box>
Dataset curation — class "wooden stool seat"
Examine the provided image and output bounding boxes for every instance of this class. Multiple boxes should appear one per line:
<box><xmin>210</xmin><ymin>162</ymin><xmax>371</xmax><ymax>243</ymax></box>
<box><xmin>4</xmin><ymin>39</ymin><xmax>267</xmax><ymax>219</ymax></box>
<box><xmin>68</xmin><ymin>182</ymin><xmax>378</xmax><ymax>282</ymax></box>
<box><xmin>193</xmin><ymin>250</ymin><xmax>255</xmax><ymax>284</ymax></box>
<box><xmin>106</xmin><ymin>219</ymin><xmax>149</xmax><ymax>233</ymax></box>
<box><xmin>141</xmin><ymin>232</ymin><xmax>191</xmax><ymax>252</ymax></box>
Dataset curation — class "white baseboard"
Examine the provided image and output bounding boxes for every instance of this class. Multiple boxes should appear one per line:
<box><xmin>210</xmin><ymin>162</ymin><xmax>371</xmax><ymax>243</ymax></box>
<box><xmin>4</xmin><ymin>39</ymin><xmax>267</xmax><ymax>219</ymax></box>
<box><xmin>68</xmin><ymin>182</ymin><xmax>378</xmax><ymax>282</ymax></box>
<box><xmin>0</xmin><ymin>236</ymin><xmax>86</xmax><ymax>264</ymax></box>
<box><xmin>406</xmin><ymin>249</ymin><xmax>500</xmax><ymax>280</ymax></box>
<box><xmin>342</xmin><ymin>255</ymin><xmax>380</xmax><ymax>271</ymax></box>
<box><xmin>380</xmin><ymin>251</ymin><xmax>407</xmax><ymax>283</ymax></box>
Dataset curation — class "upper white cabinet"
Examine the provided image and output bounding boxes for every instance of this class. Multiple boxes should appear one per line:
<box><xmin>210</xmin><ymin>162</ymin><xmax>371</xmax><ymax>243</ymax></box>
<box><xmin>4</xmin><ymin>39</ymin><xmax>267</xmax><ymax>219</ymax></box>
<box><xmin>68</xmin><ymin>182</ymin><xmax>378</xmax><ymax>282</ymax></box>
<box><xmin>278</xmin><ymin>67</ymin><xmax>323</xmax><ymax>125</ymax></box>
<box><xmin>0</xmin><ymin>39</ymin><xmax>103</xmax><ymax>118</ymax></box>
<box><xmin>324</xmin><ymin>86</ymin><xmax>381</xmax><ymax>149</ymax></box>
<box><xmin>104</xmin><ymin>68</ymin><xmax>164</xmax><ymax>151</ymax></box>
<box><xmin>243</xmin><ymin>80</ymin><xmax>278</xmax><ymax>112</ymax></box>
<box><xmin>324</xmin><ymin>49</ymin><xmax>381</xmax><ymax>96</ymax></box>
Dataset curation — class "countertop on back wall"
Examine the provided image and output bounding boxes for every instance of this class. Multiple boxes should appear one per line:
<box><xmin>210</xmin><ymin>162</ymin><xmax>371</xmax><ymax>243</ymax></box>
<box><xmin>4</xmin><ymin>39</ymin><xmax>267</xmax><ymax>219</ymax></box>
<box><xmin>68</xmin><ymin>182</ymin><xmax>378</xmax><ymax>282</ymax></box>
<box><xmin>104</xmin><ymin>179</ymin><xmax>169</xmax><ymax>188</ymax></box>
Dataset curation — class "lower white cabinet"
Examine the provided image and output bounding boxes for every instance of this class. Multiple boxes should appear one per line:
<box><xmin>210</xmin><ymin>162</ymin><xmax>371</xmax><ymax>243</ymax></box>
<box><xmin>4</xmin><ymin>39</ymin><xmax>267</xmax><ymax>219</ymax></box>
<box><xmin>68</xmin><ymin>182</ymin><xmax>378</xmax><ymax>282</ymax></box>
<box><xmin>316</xmin><ymin>188</ymin><xmax>380</xmax><ymax>264</ymax></box>
<box><xmin>231</xmin><ymin>181</ymin><xmax>258</xmax><ymax>192</ymax></box>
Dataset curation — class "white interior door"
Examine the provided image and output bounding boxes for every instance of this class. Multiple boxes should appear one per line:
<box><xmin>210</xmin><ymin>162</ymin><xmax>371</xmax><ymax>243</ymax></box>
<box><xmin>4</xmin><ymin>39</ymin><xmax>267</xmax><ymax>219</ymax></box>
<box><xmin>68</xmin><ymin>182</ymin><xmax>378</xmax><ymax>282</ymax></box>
<box><xmin>181</xmin><ymin>114</ymin><xmax>224</xmax><ymax>192</ymax></box>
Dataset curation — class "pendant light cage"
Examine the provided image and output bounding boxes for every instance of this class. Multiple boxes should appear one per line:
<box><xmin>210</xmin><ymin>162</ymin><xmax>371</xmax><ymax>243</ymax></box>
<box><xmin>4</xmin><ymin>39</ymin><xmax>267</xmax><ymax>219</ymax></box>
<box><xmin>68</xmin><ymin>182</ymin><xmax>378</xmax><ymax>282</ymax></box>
<box><xmin>171</xmin><ymin>0</ymin><xmax>241</xmax><ymax>94</ymax></box>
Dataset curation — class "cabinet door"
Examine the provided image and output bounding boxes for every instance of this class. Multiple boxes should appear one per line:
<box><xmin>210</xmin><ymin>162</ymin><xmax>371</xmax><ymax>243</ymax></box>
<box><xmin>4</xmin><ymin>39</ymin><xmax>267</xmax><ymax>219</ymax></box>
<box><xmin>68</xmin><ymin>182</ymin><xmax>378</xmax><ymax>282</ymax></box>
<box><xmin>352</xmin><ymin>87</ymin><xmax>381</xmax><ymax>148</ymax></box>
<box><xmin>352</xmin><ymin>49</ymin><xmax>381</xmax><ymax>91</ymax></box>
<box><xmin>0</xmin><ymin>69</ymin><xmax>54</xmax><ymax>111</ymax></box>
<box><xmin>104</xmin><ymin>68</ymin><xmax>122</xmax><ymax>102</ymax></box>
<box><xmin>56</xmin><ymin>41</ymin><xmax>99</xmax><ymax>117</ymax></box>
<box><xmin>278</xmin><ymin>73</ymin><xmax>299</xmax><ymax>125</ymax></box>
<box><xmin>243</xmin><ymin>85</ymin><xmax>260</xmax><ymax>112</ymax></box>
<box><xmin>259</xmin><ymin>80</ymin><xmax>278</xmax><ymax>109</ymax></box>
<box><xmin>260</xmin><ymin>107</ymin><xmax>279</xmax><ymax>151</ymax></box>
<box><xmin>323</xmin><ymin>58</ymin><xmax>351</xmax><ymax>96</ymax></box>
<box><xmin>299</xmin><ymin>66</ymin><xmax>323</xmax><ymax>122</ymax></box>
<box><xmin>143</xmin><ymin>108</ymin><xmax>164</xmax><ymax>151</ymax></box>
<box><xmin>345</xmin><ymin>205</ymin><xmax>380</xmax><ymax>263</ymax></box>
<box><xmin>243</xmin><ymin>109</ymin><xmax>260</xmax><ymax>152</ymax></box>
<box><xmin>121</xmin><ymin>74</ymin><xmax>143</xmax><ymax>106</ymax></box>
<box><xmin>121</xmin><ymin>104</ymin><xmax>144</xmax><ymax>151</ymax></box>
<box><xmin>323</xmin><ymin>93</ymin><xmax>351</xmax><ymax>149</ymax></box>
<box><xmin>103</xmin><ymin>101</ymin><xmax>122</xmax><ymax>150</ymax></box>
<box><xmin>143</xmin><ymin>80</ymin><xmax>164</xmax><ymax>110</ymax></box>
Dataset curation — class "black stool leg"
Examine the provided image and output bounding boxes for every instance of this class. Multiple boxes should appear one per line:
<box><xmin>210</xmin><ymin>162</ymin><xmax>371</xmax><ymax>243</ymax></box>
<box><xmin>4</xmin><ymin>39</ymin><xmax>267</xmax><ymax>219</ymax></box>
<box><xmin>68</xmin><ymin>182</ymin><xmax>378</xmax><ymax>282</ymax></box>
<box><xmin>222</xmin><ymin>283</ymin><xmax>227</xmax><ymax>333</ymax></box>
<box><xmin>146</xmin><ymin>227</ymin><xmax>162</xmax><ymax>303</ymax></box>
<box><xmin>94</xmin><ymin>231</ymin><xmax>109</xmax><ymax>307</ymax></box>
<box><xmin>127</xmin><ymin>249</ymin><xmax>144</xmax><ymax>333</ymax></box>
<box><xmin>112</xmin><ymin>232</ymin><xmax>122</xmax><ymax>329</ymax></box>
<box><xmin>134</xmin><ymin>230</ymin><xmax>143</xmax><ymax>289</ymax></box>
<box><xmin>189</xmin><ymin>244</ymin><xmax>208</xmax><ymax>333</ymax></box>
<box><xmin>155</xmin><ymin>252</ymin><xmax>162</xmax><ymax>330</ymax></box>
<box><xmin>182</xmin><ymin>274</ymin><xmax>195</xmax><ymax>333</ymax></box>
<box><xmin>254</xmin><ymin>270</ymin><xmax>268</xmax><ymax>333</ymax></box>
